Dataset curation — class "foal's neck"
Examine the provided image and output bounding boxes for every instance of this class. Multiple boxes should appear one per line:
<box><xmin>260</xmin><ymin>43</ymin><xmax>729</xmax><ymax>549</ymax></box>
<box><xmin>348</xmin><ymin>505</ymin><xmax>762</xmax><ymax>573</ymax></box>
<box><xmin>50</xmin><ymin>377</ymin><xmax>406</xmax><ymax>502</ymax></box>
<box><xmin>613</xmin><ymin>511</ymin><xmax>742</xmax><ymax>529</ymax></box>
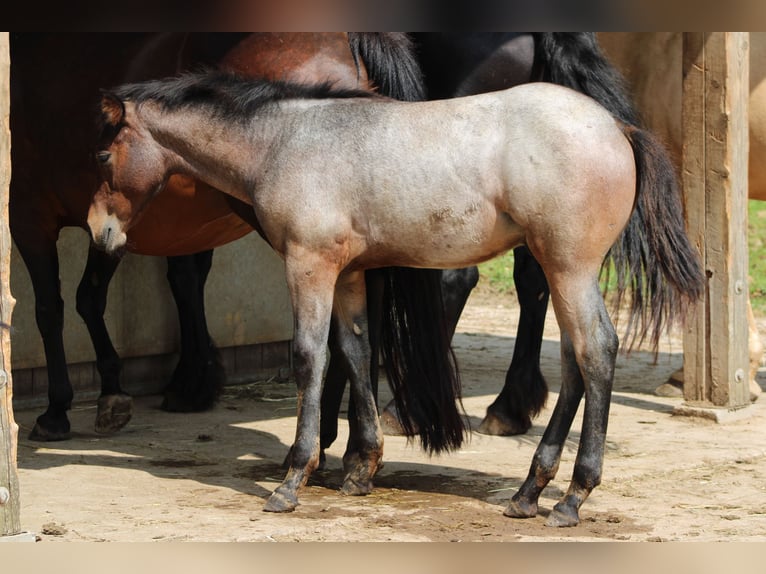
<box><xmin>143</xmin><ymin>103</ymin><xmax>266</xmax><ymax>204</ymax></box>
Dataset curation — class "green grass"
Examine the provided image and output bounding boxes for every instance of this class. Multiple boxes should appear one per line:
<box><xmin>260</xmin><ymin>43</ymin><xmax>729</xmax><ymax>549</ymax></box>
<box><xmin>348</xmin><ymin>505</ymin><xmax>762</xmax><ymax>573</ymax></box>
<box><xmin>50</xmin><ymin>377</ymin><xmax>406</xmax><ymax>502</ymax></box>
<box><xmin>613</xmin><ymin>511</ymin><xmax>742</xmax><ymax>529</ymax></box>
<box><xmin>750</xmin><ymin>199</ymin><xmax>766</xmax><ymax>316</ymax></box>
<box><xmin>477</xmin><ymin>199</ymin><xmax>766</xmax><ymax>317</ymax></box>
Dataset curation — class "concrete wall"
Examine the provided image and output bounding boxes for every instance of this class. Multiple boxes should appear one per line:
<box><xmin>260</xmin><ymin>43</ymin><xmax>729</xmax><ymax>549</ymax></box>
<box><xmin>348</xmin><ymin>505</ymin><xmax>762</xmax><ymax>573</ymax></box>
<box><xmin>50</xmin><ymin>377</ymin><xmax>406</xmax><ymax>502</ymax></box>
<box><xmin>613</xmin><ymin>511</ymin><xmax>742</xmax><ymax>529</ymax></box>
<box><xmin>10</xmin><ymin>226</ymin><xmax>294</xmax><ymax>404</ymax></box>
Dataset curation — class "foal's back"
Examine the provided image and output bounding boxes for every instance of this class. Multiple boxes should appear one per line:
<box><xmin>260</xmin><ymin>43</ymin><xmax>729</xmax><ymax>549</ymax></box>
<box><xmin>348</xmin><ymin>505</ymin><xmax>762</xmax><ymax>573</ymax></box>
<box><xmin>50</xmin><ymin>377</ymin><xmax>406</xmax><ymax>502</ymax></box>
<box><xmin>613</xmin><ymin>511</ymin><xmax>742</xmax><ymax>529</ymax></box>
<box><xmin>264</xmin><ymin>82</ymin><xmax>636</xmax><ymax>271</ymax></box>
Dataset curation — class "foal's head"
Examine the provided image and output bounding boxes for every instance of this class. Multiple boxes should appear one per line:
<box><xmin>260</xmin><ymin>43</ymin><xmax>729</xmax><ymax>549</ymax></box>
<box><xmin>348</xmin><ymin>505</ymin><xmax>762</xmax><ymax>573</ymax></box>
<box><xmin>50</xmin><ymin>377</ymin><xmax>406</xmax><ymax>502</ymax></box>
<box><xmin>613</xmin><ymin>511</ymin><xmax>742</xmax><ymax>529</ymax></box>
<box><xmin>88</xmin><ymin>71</ymin><xmax>380</xmax><ymax>254</ymax></box>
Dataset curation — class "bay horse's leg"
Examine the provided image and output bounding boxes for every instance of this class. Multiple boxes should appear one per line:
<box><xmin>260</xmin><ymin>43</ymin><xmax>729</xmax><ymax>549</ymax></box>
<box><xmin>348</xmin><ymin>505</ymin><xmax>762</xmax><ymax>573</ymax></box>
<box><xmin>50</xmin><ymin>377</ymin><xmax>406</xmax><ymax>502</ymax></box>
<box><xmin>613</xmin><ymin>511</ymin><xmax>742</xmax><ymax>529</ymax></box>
<box><xmin>75</xmin><ymin>244</ymin><xmax>132</xmax><ymax>434</ymax></box>
<box><xmin>506</xmin><ymin>278</ymin><xmax>617</xmax><ymax>527</ymax></box>
<box><xmin>264</xmin><ymin>249</ymin><xmax>337</xmax><ymax>513</ymax></box>
<box><xmin>14</xmin><ymin>239</ymin><xmax>74</xmax><ymax>441</ymax></box>
<box><xmin>162</xmin><ymin>250</ymin><xmax>225</xmax><ymax>412</ymax></box>
<box><xmin>479</xmin><ymin>247</ymin><xmax>550</xmax><ymax>435</ymax></box>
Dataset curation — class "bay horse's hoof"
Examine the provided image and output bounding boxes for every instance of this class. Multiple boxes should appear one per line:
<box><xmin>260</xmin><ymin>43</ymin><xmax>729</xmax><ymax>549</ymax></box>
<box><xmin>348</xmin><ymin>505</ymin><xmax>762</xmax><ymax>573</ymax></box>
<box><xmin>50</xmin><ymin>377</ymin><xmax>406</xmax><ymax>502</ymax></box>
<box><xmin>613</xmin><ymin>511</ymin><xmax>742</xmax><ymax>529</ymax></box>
<box><xmin>477</xmin><ymin>410</ymin><xmax>531</xmax><ymax>436</ymax></box>
<box><xmin>28</xmin><ymin>413</ymin><xmax>71</xmax><ymax>442</ymax></box>
<box><xmin>503</xmin><ymin>496</ymin><xmax>538</xmax><ymax>519</ymax></box>
<box><xmin>545</xmin><ymin>502</ymin><xmax>580</xmax><ymax>527</ymax></box>
<box><xmin>263</xmin><ymin>490</ymin><xmax>298</xmax><ymax>513</ymax></box>
<box><xmin>95</xmin><ymin>394</ymin><xmax>133</xmax><ymax>434</ymax></box>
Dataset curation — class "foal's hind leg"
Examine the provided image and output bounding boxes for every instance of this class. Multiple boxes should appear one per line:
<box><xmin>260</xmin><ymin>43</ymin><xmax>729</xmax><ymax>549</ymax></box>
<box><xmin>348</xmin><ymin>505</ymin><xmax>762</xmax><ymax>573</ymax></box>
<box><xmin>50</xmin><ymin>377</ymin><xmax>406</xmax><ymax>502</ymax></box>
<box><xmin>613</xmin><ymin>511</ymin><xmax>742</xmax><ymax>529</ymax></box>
<box><xmin>318</xmin><ymin>269</ymin><xmax>383</xmax><ymax>463</ymax></box>
<box><xmin>506</xmin><ymin>278</ymin><xmax>617</xmax><ymax>527</ymax></box>
<box><xmin>331</xmin><ymin>271</ymin><xmax>384</xmax><ymax>496</ymax></box>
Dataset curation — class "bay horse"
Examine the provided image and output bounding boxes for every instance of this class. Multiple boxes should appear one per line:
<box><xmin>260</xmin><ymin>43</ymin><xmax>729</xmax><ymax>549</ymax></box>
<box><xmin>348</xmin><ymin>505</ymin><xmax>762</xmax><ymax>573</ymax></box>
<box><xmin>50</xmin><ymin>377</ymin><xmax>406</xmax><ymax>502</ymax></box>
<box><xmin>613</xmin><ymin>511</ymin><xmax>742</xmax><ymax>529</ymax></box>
<box><xmin>320</xmin><ymin>32</ymin><xmax>649</xmax><ymax>447</ymax></box>
<box><xmin>88</xmin><ymin>72</ymin><xmax>704</xmax><ymax>525</ymax></box>
<box><xmin>9</xmin><ymin>32</ymin><xmax>425</xmax><ymax>440</ymax></box>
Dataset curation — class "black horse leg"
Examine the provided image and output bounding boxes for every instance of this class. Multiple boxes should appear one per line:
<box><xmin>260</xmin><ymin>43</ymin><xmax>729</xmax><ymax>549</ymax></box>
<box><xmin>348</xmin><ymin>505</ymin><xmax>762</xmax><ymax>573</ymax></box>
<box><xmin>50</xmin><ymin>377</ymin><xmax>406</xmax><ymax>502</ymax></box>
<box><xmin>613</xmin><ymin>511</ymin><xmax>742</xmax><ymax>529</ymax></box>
<box><xmin>75</xmin><ymin>244</ymin><xmax>132</xmax><ymax>434</ymax></box>
<box><xmin>15</xmin><ymin>240</ymin><xmax>74</xmax><ymax>441</ymax></box>
<box><xmin>441</xmin><ymin>267</ymin><xmax>480</xmax><ymax>338</ymax></box>
<box><xmin>479</xmin><ymin>246</ymin><xmax>549</xmax><ymax>435</ymax></box>
<box><xmin>162</xmin><ymin>250</ymin><xmax>225</xmax><ymax>412</ymax></box>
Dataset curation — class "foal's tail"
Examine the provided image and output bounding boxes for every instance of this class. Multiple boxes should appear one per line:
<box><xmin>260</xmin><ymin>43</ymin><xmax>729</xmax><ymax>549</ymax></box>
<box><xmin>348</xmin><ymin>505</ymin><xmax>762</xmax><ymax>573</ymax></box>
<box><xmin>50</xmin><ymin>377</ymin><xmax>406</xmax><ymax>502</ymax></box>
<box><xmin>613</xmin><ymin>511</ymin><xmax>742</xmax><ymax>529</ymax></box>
<box><xmin>613</xmin><ymin>126</ymin><xmax>705</xmax><ymax>351</ymax></box>
<box><xmin>379</xmin><ymin>267</ymin><xmax>466</xmax><ymax>454</ymax></box>
<box><xmin>532</xmin><ymin>32</ymin><xmax>641</xmax><ymax>126</ymax></box>
<box><xmin>537</xmin><ymin>33</ymin><xmax>705</xmax><ymax>351</ymax></box>
<box><xmin>348</xmin><ymin>33</ymin><xmax>426</xmax><ymax>102</ymax></box>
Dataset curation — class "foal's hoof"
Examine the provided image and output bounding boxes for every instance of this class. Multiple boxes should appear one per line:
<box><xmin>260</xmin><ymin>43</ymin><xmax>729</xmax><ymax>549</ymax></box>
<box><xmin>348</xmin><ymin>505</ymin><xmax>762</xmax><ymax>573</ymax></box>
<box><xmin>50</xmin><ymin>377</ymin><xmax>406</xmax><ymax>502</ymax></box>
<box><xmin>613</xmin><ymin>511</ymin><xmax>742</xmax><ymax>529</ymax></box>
<box><xmin>95</xmin><ymin>394</ymin><xmax>133</xmax><ymax>434</ymax></box>
<box><xmin>263</xmin><ymin>490</ymin><xmax>298</xmax><ymax>513</ymax></box>
<box><xmin>28</xmin><ymin>414</ymin><xmax>71</xmax><ymax>442</ymax></box>
<box><xmin>477</xmin><ymin>410</ymin><xmax>531</xmax><ymax>436</ymax></box>
<box><xmin>545</xmin><ymin>503</ymin><xmax>580</xmax><ymax>528</ymax></box>
<box><xmin>341</xmin><ymin>476</ymin><xmax>374</xmax><ymax>496</ymax></box>
<box><xmin>503</xmin><ymin>497</ymin><xmax>538</xmax><ymax>519</ymax></box>
<box><xmin>750</xmin><ymin>379</ymin><xmax>762</xmax><ymax>403</ymax></box>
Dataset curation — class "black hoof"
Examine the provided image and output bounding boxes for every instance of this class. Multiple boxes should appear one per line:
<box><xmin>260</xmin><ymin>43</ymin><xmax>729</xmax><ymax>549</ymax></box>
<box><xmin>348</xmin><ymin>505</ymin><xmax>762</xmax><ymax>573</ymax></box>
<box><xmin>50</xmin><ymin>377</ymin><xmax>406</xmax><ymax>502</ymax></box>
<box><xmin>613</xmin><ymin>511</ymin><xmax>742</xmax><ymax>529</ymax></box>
<box><xmin>28</xmin><ymin>411</ymin><xmax>71</xmax><ymax>442</ymax></box>
<box><xmin>379</xmin><ymin>401</ymin><xmax>412</xmax><ymax>436</ymax></box>
<box><xmin>477</xmin><ymin>409</ymin><xmax>531</xmax><ymax>436</ymax></box>
<box><xmin>28</xmin><ymin>419</ymin><xmax>71</xmax><ymax>442</ymax></box>
<box><xmin>161</xmin><ymin>386</ymin><xmax>220</xmax><ymax>413</ymax></box>
<box><xmin>95</xmin><ymin>394</ymin><xmax>133</xmax><ymax>434</ymax></box>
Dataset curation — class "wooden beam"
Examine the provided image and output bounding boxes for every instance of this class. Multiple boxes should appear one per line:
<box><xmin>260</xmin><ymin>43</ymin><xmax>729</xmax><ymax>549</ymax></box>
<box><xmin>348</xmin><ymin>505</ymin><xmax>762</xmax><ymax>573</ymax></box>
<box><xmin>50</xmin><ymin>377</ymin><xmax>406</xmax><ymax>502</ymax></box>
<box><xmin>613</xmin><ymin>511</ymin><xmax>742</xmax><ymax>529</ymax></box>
<box><xmin>0</xmin><ymin>32</ymin><xmax>22</xmax><ymax>536</ymax></box>
<box><xmin>681</xmin><ymin>32</ymin><xmax>750</xmax><ymax>410</ymax></box>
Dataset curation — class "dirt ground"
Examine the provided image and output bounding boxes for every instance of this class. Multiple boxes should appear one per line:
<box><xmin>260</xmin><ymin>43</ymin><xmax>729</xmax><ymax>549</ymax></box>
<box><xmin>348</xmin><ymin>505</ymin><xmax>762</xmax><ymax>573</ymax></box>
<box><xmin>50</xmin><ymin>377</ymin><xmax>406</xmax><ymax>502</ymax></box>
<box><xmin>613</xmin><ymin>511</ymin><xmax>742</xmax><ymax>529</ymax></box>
<box><xmin>12</xmin><ymin>288</ymin><xmax>766</xmax><ymax>542</ymax></box>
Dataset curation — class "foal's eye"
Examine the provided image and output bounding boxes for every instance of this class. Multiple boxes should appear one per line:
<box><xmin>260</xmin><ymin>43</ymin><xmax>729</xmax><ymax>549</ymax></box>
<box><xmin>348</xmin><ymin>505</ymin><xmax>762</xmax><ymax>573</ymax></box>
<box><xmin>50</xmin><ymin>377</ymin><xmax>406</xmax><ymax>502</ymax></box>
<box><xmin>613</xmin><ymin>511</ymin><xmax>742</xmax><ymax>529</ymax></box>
<box><xmin>96</xmin><ymin>151</ymin><xmax>111</xmax><ymax>164</ymax></box>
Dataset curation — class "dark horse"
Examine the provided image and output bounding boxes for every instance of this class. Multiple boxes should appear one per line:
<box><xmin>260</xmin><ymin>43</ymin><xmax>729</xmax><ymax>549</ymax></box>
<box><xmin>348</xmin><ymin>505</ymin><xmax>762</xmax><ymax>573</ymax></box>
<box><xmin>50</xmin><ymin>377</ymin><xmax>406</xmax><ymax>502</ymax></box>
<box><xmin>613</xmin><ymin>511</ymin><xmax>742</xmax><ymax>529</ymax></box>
<box><xmin>319</xmin><ymin>33</ymin><xmax>646</xmax><ymax>454</ymax></box>
<box><xmin>9</xmin><ymin>32</ymin><xmax>424</xmax><ymax>440</ymax></box>
<box><xmin>89</xmin><ymin>71</ymin><xmax>703</xmax><ymax>525</ymax></box>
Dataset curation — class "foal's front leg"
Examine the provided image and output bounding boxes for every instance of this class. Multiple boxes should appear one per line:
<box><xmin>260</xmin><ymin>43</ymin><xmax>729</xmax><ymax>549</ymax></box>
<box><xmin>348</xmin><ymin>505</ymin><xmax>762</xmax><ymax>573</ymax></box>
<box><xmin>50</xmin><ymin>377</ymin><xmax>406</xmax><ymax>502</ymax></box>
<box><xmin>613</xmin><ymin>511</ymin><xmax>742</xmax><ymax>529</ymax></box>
<box><xmin>264</xmin><ymin>251</ymin><xmax>336</xmax><ymax>513</ymax></box>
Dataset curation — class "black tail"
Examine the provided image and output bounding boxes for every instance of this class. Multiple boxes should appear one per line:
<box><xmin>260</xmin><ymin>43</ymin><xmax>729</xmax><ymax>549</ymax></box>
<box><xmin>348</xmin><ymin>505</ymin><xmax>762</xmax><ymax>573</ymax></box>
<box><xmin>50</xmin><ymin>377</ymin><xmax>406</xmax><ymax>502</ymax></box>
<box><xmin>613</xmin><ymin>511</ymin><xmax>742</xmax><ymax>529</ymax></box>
<box><xmin>380</xmin><ymin>267</ymin><xmax>466</xmax><ymax>453</ymax></box>
<box><xmin>532</xmin><ymin>32</ymin><xmax>641</xmax><ymax>126</ymax></box>
<box><xmin>348</xmin><ymin>33</ymin><xmax>426</xmax><ymax>102</ymax></box>
<box><xmin>613</xmin><ymin>126</ymin><xmax>705</xmax><ymax>351</ymax></box>
<box><xmin>351</xmin><ymin>33</ymin><xmax>464</xmax><ymax>452</ymax></box>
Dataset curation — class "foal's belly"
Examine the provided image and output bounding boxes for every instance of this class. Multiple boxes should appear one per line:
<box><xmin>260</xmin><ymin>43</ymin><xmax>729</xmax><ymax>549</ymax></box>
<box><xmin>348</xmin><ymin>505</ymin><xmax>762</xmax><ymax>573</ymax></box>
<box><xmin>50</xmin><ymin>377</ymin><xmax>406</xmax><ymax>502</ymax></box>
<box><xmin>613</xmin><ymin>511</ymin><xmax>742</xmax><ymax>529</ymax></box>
<box><xmin>357</xmin><ymin>207</ymin><xmax>525</xmax><ymax>270</ymax></box>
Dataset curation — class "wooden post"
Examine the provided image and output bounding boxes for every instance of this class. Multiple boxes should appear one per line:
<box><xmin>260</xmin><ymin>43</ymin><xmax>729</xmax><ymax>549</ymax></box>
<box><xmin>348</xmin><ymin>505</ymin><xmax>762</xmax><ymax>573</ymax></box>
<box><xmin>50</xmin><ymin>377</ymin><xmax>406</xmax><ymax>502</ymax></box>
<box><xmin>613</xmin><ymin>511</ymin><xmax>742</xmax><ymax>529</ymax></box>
<box><xmin>679</xmin><ymin>32</ymin><xmax>751</xmax><ymax>417</ymax></box>
<box><xmin>0</xmin><ymin>32</ymin><xmax>22</xmax><ymax>537</ymax></box>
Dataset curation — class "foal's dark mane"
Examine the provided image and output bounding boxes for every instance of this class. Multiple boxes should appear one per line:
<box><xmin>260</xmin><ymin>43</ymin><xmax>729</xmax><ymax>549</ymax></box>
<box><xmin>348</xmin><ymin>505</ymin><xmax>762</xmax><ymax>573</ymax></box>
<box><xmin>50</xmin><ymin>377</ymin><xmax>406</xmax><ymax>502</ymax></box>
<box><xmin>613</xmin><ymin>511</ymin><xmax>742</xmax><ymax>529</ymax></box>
<box><xmin>110</xmin><ymin>70</ymin><xmax>379</xmax><ymax>123</ymax></box>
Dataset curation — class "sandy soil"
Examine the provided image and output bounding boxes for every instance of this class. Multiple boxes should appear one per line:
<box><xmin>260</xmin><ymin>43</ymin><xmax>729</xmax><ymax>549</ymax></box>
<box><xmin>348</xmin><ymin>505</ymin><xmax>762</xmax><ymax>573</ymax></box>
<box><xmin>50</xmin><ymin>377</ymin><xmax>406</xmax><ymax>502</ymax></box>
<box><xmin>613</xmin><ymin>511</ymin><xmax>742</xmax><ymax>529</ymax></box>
<box><xmin>12</xmin><ymin>288</ymin><xmax>766</xmax><ymax>542</ymax></box>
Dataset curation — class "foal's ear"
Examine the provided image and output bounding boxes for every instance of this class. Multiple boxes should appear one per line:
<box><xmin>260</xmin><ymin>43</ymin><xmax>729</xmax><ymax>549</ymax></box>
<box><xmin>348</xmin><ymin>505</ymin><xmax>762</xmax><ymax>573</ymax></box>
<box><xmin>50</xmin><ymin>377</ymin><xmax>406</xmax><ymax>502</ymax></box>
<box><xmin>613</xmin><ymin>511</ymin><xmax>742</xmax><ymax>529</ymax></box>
<box><xmin>100</xmin><ymin>91</ymin><xmax>125</xmax><ymax>126</ymax></box>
